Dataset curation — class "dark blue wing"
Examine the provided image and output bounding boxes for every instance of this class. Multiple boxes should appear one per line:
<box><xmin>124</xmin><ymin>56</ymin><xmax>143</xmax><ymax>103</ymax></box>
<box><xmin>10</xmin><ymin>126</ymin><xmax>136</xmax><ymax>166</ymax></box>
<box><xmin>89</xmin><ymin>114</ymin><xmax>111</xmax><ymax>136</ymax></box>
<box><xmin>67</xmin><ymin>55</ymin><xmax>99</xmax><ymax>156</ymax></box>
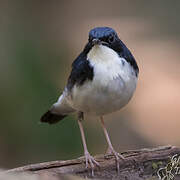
<box><xmin>111</xmin><ymin>39</ymin><xmax>139</xmax><ymax>76</ymax></box>
<box><xmin>67</xmin><ymin>52</ymin><xmax>94</xmax><ymax>91</ymax></box>
<box><xmin>119</xmin><ymin>45</ymin><xmax>139</xmax><ymax>77</ymax></box>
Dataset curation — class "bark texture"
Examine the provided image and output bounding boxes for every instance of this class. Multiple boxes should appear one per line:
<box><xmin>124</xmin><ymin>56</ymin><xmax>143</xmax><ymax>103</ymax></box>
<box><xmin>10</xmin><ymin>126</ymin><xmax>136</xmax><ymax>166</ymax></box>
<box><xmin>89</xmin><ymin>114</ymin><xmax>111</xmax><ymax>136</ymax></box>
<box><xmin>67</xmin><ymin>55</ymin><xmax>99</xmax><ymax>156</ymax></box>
<box><xmin>5</xmin><ymin>146</ymin><xmax>180</xmax><ymax>180</ymax></box>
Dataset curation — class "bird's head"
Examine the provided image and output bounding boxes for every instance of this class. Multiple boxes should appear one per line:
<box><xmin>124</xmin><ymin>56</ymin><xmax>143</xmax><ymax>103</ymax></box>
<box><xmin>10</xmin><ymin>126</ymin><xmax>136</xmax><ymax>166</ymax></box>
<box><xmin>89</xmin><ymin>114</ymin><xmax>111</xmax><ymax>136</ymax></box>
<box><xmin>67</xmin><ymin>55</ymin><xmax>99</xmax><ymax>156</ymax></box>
<box><xmin>83</xmin><ymin>27</ymin><xmax>122</xmax><ymax>55</ymax></box>
<box><xmin>88</xmin><ymin>27</ymin><xmax>119</xmax><ymax>47</ymax></box>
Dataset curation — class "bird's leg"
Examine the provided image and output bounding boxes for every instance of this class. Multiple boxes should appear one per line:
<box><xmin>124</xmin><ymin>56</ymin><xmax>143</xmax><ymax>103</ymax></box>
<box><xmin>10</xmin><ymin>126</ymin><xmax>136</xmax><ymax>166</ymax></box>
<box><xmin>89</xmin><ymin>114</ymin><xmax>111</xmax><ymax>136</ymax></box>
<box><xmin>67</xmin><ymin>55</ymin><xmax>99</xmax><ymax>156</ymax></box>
<box><xmin>78</xmin><ymin>112</ymin><xmax>99</xmax><ymax>176</ymax></box>
<box><xmin>100</xmin><ymin>116</ymin><xmax>124</xmax><ymax>172</ymax></box>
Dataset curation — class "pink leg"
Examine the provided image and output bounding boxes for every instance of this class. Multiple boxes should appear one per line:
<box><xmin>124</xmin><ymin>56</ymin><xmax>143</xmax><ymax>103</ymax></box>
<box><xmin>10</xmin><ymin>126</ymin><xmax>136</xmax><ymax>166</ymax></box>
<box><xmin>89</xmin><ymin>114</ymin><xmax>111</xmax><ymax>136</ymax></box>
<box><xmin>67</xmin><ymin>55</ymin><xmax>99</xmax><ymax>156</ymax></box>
<box><xmin>100</xmin><ymin>116</ymin><xmax>124</xmax><ymax>172</ymax></box>
<box><xmin>78</xmin><ymin>113</ymin><xmax>99</xmax><ymax>176</ymax></box>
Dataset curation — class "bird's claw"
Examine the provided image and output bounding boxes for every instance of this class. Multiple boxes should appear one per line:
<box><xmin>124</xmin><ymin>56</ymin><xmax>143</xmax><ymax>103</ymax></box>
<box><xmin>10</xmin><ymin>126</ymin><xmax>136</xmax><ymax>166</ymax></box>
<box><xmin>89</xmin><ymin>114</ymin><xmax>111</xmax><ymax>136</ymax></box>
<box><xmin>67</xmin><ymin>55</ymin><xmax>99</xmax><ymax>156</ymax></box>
<box><xmin>84</xmin><ymin>151</ymin><xmax>100</xmax><ymax>176</ymax></box>
<box><xmin>113</xmin><ymin>151</ymin><xmax>125</xmax><ymax>173</ymax></box>
<box><xmin>105</xmin><ymin>149</ymin><xmax>125</xmax><ymax>173</ymax></box>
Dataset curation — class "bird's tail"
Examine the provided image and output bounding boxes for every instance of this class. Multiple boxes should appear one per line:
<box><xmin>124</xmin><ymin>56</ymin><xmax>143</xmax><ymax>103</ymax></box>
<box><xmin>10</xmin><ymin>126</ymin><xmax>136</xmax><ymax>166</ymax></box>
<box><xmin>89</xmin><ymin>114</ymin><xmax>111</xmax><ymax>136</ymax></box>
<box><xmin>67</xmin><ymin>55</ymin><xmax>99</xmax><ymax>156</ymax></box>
<box><xmin>41</xmin><ymin>92</ymin><xmax>75</xmax><ymax>124</ymax></box>
<box><xmin>40</xmin><ymin>110</ymin><xmax>67</xmax><ymax>124</ymax></box>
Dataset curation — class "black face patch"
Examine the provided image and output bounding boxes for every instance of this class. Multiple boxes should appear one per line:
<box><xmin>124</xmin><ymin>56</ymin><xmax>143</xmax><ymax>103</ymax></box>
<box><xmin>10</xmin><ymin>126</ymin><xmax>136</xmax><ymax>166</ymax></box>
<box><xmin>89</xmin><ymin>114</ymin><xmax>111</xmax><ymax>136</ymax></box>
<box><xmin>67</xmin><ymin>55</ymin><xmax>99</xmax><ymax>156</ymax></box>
<box><xmin>67</xmin><ymin>52</ymin><xmax>94</xmax><ymax>91</ymax></box>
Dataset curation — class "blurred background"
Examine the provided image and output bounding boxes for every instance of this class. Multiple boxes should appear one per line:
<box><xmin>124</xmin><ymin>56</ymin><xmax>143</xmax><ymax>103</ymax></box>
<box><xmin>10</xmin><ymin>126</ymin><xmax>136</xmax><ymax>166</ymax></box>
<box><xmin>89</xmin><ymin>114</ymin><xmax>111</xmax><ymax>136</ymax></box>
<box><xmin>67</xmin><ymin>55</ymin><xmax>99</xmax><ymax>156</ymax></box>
<box><xmin>1</xmin><ymin>0</ymin><xmax>180</xmax><ymax>169</ymax></box>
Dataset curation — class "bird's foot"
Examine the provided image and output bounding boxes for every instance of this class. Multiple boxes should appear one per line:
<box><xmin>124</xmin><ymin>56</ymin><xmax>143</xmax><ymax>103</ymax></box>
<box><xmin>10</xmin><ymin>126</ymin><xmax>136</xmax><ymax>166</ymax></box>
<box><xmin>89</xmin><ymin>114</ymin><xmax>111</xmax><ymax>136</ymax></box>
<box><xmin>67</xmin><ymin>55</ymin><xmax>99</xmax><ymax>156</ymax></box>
<box><xmin>84</xmin><ymin>151</ymin><xmax>100</xmax><ymax>176</ymax></box>
<box><xmin>105</xmin><ymin>148</ymin><xmax>125</xmax><ymax>173</ymax></box>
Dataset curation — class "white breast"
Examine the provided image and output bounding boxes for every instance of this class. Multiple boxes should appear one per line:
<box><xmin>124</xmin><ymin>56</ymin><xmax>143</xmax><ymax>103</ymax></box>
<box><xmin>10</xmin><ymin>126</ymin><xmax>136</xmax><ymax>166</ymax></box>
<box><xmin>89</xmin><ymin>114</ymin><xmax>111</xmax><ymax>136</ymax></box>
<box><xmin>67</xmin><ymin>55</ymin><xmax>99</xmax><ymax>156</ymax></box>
<box><xmin>70</xmin><ymin>45</ymin><xmax>138</xmax><ymax>116</ymax></box>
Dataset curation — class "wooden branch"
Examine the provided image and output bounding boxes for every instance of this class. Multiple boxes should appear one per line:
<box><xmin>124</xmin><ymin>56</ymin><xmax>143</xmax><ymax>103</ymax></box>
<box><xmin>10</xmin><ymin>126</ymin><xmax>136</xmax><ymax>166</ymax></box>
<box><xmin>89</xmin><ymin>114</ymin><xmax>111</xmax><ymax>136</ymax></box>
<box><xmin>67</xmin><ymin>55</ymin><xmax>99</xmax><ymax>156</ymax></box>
<box><xmin>5</xmin><ymin>146</ymin><xmax>180</xmax><ymax>180</ymax></box>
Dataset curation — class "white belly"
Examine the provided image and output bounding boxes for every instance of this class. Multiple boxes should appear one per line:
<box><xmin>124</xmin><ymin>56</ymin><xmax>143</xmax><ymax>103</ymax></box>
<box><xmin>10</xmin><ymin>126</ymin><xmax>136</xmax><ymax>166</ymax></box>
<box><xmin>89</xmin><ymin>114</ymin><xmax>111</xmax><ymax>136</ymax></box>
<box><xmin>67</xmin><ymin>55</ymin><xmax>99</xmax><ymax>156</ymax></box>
<box><xmin>69</xmin><ymin>45</ymin><xmax>138</xmax><ymax>116</ymax></box>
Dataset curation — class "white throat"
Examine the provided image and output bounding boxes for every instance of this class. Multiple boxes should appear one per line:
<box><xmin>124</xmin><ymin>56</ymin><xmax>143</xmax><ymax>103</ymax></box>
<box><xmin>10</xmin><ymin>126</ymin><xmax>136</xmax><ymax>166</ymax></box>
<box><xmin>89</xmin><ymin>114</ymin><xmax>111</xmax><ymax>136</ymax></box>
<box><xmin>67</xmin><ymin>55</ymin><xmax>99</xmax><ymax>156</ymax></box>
<box><xmin>87</xmin><ymin>45</ymin><xmax>128</xmax><ymax>81</ymax></box>
<box><xmin>87</xmin><ymin>45</ymin><xmax>118</xmax><ymax>64</ymax></box>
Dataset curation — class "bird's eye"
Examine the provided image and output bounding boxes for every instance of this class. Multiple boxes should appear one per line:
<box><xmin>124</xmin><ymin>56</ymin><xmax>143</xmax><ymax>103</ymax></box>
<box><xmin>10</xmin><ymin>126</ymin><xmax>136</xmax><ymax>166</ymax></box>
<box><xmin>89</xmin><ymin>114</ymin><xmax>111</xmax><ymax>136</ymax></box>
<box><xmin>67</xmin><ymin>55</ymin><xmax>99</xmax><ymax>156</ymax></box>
<box><xmin>108</xmin><ymin>36</ymin><xmax>115</xmax><ymax>43</ymax></box>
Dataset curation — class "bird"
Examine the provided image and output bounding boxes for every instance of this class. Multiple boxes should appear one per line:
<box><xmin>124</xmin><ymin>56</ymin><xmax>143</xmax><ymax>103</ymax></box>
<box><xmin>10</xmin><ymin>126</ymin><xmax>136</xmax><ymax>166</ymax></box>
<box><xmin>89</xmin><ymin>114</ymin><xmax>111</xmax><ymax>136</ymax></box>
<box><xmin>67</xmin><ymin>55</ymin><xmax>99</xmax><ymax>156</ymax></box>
<box><xmin>40</xmin><ymin>27</ymin><xmax>139</xmax><ymax>175</ymax></box>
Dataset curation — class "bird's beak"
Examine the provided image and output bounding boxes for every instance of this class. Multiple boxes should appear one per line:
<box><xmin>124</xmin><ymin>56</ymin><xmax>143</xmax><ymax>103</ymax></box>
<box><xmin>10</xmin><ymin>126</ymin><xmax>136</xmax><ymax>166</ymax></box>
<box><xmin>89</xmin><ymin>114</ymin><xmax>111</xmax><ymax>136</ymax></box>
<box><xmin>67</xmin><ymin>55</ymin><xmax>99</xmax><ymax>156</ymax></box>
<box><xmin>92</xmin><ymin>39</ymin><xmax>102</xmax><ymax>45</ymax></box>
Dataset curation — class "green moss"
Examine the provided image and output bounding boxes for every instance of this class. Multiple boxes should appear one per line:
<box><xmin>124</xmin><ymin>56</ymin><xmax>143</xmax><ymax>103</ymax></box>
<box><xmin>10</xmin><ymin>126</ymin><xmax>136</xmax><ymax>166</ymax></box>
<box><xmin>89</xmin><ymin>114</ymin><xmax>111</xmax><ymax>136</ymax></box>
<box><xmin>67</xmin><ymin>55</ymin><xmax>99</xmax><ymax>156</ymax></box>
<box><xmin>152</xmin><ymin>161</ymin><xmax>163</xmax><ymax>169</ymax></box>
